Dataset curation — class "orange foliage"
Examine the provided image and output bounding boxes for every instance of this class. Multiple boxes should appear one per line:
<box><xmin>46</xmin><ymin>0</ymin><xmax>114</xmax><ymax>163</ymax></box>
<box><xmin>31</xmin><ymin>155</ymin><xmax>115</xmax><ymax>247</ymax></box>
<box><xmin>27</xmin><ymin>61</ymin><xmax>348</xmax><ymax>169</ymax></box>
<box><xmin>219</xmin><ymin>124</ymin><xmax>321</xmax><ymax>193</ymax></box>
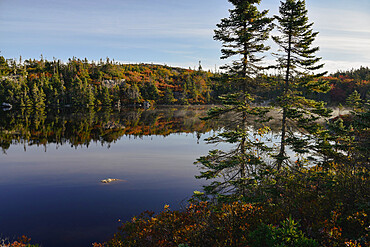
<box><xmin>3</xmin><ymin>236</ymin><xmax>37</xmax><ymax>247</ymax></box>
<box><xmin>104</xmin><ymin>202</ymin><xmax>264</xmax><ymax>247</ymax></box>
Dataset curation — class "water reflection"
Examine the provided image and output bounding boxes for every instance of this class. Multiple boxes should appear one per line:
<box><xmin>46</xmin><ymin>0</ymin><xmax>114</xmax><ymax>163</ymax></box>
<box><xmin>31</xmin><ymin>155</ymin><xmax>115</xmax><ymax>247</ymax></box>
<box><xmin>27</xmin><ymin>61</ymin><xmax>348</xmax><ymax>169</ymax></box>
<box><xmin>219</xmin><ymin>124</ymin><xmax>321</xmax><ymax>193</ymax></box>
<box><xmin>0</xmin><ymin>106</ymin><xmax>284</xmax><ymax>247</ymax></box>
<box><xmin>0</xmin><ymin>106</ymin><xmax>221</xmax><ymax>247</ymax></box>
<box><xmin>0</xmin><ymin>106</ymin><xmax>218</xmax><ymax>153</ymax></box>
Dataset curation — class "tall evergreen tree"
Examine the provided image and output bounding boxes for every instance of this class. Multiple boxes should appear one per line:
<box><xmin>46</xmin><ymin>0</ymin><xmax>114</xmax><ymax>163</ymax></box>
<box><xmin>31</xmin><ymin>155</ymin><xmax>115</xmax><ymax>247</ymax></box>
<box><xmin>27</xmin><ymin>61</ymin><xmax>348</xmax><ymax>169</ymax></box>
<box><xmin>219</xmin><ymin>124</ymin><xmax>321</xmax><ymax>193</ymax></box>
<box><xmin>196</xmin><ymin>0</ymin><xmax>273</xmax><ymax>199</ymax></box>
<box><xmin>272</xmin><ymin>0</ymin><xmax>331</xmax><ymax>169</ymax></box>
<box><xmin>214</xmin><ymin>0</ymin><xmax>273</xmax><ymax>91</ymax></box>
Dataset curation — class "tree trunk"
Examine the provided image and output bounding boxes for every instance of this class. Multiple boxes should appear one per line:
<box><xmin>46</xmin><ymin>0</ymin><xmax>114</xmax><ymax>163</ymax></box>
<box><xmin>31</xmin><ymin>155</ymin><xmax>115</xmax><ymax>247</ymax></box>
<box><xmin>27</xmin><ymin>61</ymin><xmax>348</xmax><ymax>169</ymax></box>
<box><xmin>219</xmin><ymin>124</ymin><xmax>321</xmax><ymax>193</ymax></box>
<box><xmin>277</xmin><ymin>24</ymin><xmax>292</xmax><ymax>170</ymax></box>
<box><xmin>240</xmin><ymin>23</ymin><xmax>248</xmax><ymax>197</ymax></box>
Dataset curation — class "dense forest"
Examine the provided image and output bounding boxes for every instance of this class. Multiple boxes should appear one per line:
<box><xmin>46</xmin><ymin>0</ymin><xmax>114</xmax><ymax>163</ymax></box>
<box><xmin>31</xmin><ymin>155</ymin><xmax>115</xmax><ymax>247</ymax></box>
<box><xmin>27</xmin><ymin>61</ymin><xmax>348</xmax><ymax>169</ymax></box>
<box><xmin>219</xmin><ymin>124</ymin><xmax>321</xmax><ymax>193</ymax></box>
<box><xmin>0</xmin><ymin>56</ymin><xmax>220</xmax><ymax>107</ymax></box>
<box><xmin>0</xmin><ymin>55</ymin><xmax>369</xmax><ymax>108</ymax></box>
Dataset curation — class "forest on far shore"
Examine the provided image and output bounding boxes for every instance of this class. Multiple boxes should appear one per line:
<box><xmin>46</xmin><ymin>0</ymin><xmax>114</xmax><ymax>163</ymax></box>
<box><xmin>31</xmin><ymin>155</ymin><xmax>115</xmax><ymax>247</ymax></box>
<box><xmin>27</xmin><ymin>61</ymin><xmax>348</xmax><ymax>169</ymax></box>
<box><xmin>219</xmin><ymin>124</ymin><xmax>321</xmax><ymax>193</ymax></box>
<box><xmin>0</xmin><ymin>56</ymin><xmax>369</xmax><ymax>108</ymax></box>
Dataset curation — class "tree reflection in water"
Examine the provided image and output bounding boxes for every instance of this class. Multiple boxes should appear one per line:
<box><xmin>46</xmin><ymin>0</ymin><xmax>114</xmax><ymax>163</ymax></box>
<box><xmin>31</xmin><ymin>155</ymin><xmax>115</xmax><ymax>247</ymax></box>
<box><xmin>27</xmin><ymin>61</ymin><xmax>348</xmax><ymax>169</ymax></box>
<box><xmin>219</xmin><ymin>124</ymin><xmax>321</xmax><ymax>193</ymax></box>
<box><xmin>0</xmin><ymin>106</ymin><xmax>219</xmax><ymax>153</ymax></box>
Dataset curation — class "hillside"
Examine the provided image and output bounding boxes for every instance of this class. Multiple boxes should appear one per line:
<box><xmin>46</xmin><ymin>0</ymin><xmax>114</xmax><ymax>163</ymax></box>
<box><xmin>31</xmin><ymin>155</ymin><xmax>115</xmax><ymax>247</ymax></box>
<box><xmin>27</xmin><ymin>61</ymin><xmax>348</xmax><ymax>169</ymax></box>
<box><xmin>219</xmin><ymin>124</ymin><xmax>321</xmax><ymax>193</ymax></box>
<box><xmin>0</xmin><ymin>56</ymin><xmax>368</xmax><ymax>108</ymax></box>
<box><xmin>0</xmin><ymin>56</ymin><xmax>224</xmax><ymax>107</ymax></box>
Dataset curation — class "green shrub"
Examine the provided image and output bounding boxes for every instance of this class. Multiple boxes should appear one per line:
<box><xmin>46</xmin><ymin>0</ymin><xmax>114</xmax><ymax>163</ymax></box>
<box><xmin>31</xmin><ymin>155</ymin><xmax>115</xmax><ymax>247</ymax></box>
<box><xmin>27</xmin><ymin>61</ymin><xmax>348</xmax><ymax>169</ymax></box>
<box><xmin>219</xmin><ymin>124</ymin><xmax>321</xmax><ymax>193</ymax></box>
<box><xmin>249</xmin><ymin>217</ymin><xmax>318</xmax><ymax>247</ymax></box>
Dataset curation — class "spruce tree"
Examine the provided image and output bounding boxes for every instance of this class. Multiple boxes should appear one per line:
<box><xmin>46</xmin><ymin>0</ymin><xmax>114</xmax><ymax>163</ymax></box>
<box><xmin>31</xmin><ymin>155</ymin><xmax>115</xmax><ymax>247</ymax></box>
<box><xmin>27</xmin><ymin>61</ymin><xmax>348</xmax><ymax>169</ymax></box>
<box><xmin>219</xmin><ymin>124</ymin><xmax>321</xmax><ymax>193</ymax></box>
<box><xmin>0</xmin><ymin>56</ymin><xmax>10</xmax><ymax>76</ymax></box>
<box><xmin>32</xmin><ymin>83</ymin><xmax>46</xmax><ymax>108</ymax></box>
<box><xmin>272</xmin><ymin>0</ymin><xmax>331</xmax><ymax>169</ymax></box>
<box><xmin>163</xmin><ymin>87</ymin><xmax>176</xmax><ymax>105</ymax></box>
<box><xmin>196</xmin><ymin>0</ymin><xmax>273</xmax><ymax>199</ymax></box>
<box><xmin>214</xmin><ymin>0</ymin><xmax>273</xmax><ymax>91</ymax></box>
<box><xmin>346</xmin><ymin>90</ymin><xmax>362</xmax><ymax>111</ymax></box>
<box><xmin>87</xmin><ymin>86</ymin><xmax>95</xmax><ymax>106</ymax></box>
<box><xmin>101</xmin><ymin>86</ymin><xmax>112</xmax><ymax>106</ymax></box>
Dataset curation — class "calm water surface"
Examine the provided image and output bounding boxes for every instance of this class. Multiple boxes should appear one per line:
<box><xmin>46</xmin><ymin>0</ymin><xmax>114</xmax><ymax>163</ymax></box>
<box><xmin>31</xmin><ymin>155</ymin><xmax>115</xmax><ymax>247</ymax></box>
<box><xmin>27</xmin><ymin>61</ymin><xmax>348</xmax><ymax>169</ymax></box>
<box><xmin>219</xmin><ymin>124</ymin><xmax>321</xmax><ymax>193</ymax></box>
<box><xmin>0</xmin><ymin>106</ymin><xmax>220</xmax><ymax>246</ymax></box>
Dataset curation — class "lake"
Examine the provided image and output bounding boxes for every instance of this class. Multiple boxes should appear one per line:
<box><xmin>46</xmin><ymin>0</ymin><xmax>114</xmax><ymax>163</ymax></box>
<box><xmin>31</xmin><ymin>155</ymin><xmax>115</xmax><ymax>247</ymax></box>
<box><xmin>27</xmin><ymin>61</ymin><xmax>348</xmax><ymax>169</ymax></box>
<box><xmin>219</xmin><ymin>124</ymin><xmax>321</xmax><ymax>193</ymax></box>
<box><xmin>0</xmin><ymin>106</ymin><xmax>221</xmax><ymax>246</ymax></box>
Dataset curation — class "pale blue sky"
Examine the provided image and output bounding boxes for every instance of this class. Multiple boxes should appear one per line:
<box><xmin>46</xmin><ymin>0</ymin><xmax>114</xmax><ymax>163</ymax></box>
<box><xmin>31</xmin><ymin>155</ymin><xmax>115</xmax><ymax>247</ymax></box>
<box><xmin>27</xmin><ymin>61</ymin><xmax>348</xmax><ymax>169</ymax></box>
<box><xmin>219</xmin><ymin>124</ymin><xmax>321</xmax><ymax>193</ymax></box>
<box><xmin>0</xmin><ymin>0</ymin><xmax>369</xmax><ymax>73</ymax></box>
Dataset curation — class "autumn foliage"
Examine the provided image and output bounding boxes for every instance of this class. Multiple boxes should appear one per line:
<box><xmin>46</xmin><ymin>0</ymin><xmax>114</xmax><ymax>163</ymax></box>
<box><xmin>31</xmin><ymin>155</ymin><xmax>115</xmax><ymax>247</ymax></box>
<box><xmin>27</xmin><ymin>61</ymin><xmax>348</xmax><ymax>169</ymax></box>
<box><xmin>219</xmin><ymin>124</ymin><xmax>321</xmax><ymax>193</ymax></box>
<box><xmin>99</xmin><ymin>164</ymin><xmax>368</xmax><ymax>247</ymax></box>
<box><xmin>0</xmin><ymin>236</ymin><xmax>39</xmax><ymax>247</ymax></box>
<box><xmin>0</xmin><ymin>57</ymin><xmax>219</xmax><ymax>108</ymax></box>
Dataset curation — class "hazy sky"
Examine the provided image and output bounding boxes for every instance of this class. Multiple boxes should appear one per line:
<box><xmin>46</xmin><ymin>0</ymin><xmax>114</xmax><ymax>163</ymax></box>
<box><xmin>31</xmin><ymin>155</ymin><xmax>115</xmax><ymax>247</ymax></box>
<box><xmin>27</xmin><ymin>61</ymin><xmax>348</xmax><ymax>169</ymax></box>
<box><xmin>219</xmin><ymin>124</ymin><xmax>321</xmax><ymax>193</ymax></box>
<box><xmin>0</xmin><ymin>0</ymin><xmax>369</xmax><ymax>73</ymax></box>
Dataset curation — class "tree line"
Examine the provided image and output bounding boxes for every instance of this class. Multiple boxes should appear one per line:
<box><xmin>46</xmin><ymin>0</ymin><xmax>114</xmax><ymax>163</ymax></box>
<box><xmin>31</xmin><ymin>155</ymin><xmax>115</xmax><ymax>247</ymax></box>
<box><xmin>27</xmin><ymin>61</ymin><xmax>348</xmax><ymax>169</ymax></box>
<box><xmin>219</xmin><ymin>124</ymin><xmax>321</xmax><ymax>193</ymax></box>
<box><xmin>0</xmin><ymin>56</ymin><xmax>220</xmax><ymax>107</ymax></box>
<box><xmin>0</xmin><ymin>55</ymin><xmax>368</xmax><ymax>109</ymax></box>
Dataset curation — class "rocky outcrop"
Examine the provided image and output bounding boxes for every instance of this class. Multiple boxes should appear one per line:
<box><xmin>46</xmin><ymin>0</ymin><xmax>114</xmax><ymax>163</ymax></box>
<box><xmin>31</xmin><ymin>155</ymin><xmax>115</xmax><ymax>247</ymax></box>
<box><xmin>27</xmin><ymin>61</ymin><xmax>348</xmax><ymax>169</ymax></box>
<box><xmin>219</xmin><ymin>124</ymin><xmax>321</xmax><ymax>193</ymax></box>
<box><xmin>100</xmin><ymin>178</ymin><xmax>122</xmax><ymax>183</ymax></box>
